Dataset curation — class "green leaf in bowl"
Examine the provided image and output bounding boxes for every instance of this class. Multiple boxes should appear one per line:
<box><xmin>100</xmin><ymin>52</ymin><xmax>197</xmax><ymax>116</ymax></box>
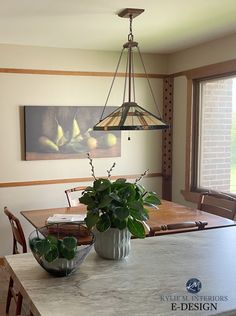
<box><xmin>62</xmin><ymin>236</ymin><xmax>77</xmax><ymax>250</ymax></box>
<box><xmin>47</xmin><ymin>235</ymin><xmax>58</xmax><ymax>245</ymax></box>
<box><xmin>60</xmin><ymin>246</ymin><xmax>76</xmax><ymax>260</ymax></box>
<box><xmin>44</xmin><ymin>245</ymin><xmax>59</xmax><ymax>262</ymax></box>
<box><xmin>35</xmin><ymin>239</ymin><xmax>51</xmax><ymax>256</ymax></box>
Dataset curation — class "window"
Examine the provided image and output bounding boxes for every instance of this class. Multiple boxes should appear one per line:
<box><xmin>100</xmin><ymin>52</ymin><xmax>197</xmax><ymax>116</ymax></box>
<box><xmin>192</xmin><ymin>75</ymin><xmax>236</xmax><ymax>194</ymax></box>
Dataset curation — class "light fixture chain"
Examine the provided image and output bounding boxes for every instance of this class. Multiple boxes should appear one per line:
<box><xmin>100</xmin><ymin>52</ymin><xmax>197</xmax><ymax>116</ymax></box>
<box><xmin>137</xmin><ymin>46</ymin><xmax>162</xmax><ymax>118</ymax></box>
<box><xmin>128</xmin><ymin>15</ymin><xmax>134</xmax><ymax>41</ymax></box>
<box><xmin>130</xmin><ymin>15</ymin><xmax>132</xmax><ymax>34</ymax></box>
<box><xmin>99</xmin><ymin>48</ymin><xmax>125</xmax><ymax>121</ymax></box>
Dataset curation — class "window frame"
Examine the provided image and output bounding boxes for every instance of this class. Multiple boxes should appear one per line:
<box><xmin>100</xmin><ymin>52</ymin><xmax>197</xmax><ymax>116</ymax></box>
<box><xmin>180</xmin><ymin>60</ymin><xmax>236</xmax><ymax>203</ymax></box>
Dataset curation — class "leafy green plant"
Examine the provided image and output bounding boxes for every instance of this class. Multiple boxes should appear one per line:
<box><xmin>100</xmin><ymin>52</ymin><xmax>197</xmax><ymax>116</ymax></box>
<box><xmin>79</xmin><ymin>153</ymin><xmax>161</xmax><ymax>238</ymax></box>
<box><xmin>31</xmin><ymin>235</ymin><xmax>77</xmax><ymax>263</ymax></box>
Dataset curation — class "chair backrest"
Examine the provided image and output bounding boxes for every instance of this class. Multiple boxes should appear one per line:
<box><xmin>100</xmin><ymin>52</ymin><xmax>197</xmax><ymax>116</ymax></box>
<box><xmin>149</xmin><ymin>221</ymin><xmax>208</xmax><ymax>237</ymax></box>
<box><xmin>4</xmin><ymin>207</ymin><xmax>27</xmax><ymax>254</ymax></box>
<box><xmin>197</xmin><ymin>191</ymin><xmax>236</xmax><ymax>220</ymax></box>
<box><xmin>65</xmin><ymin>186</ymin><xmax>87</xmax><ymax>207</ymax></box>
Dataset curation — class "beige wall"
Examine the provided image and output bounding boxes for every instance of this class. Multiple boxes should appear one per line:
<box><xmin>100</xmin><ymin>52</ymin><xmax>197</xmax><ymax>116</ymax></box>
<box><xmin>0</xmin><ymin>44</ymin><xmax>167</xmax><ymax>73</ymax></box>
<box><xmin>0</xmin><ymin>44</ymin><xmax>165</xmax><ymax>256</ymax></box>
<box><xmin>168</xmin><ymin>32</ymin><xmax>236</xmax><ymax>73</ymax></box>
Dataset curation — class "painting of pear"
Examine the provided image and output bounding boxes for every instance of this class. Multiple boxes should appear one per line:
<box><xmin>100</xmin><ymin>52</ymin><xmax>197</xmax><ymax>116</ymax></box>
<box><xmin>86</xmin><ymin>137</ymin><xmax>97</xmax><ymax>150</ymax></box>
<box><xmin>98</xmin><ymin>133</ymin><xmax>117</xmax><ymax>148</ymax></box>
<box><xmin>54</xmin><ymin>118</ymin><xmax>67</xmax><ymax>147</ymax></box>
<box><xmin>71</xmin><ymin>117</ymin><xmax>81</xmax><ymax>139</ymax></box>
<box><xmin>24</xmin><ymin>106</ymin><xmax>121</xmax><ymax>160</ymax></box>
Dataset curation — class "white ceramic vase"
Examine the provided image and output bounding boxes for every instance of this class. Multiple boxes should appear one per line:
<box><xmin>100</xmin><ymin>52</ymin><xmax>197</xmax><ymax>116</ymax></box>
<box><xmin>93</xmin><ymin>227</ymin><xmax>131</xmax><ymax>260</ymax></box>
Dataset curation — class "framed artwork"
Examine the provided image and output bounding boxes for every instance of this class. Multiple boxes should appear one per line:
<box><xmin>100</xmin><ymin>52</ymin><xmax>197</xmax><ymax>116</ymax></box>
<box><xmin>24</xmin><ymin>106</ymin><xmax>121</xmax><ymax>160</ymax></box>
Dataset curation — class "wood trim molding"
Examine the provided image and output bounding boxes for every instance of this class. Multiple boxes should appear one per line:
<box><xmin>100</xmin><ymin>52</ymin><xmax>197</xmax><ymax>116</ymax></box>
<box><xmin>1</xmin><ymin>58</ymin><xmax>236</xmax><ymax>80</ymax></box>
<box><xmin>171</xmin><ymin>58</ymin><xmax>236</xmax><ymax>79</ymax></box>
<box><xmin>181</xmin><ymin>190</ymin><xmax>200</xmax><ymax>204</ymax></box>
<box><xmin>0</xmin><ymin>67</ymin><xmax>167</xmax><ymax>79</ymax></box>
<box><xmin>184</xmin><ymin>78</ymin><xmax>193</xmax><ymax>191</ymax></box>
<box><xmin>0</xmin><ymin>172</ymin><xmax>162</xmax><ymax>188</ymax></box>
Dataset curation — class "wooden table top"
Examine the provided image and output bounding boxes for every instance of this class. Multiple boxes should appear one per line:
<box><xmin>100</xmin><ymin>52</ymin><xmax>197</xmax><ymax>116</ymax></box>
<box><xmin>5</xmin><ymin>226</ymin><xmax>236</xmax><ymax>316</ymax></box>
<box><xmin>21</xmin><ymin>200</ymin><xmax>236</xmax><ymax>235</ymax></box>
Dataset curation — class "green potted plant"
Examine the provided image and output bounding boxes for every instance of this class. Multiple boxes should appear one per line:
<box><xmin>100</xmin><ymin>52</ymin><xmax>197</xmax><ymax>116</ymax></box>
<box><xmin>79</xmin><ymin>153</ymin><xmax>161</xmax><ymax>260</ymax></box>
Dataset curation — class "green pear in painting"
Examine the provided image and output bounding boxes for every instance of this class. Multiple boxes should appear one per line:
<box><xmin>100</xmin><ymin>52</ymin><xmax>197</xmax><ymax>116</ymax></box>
<box><xmin>24</xmin><ymin>106</ymin><xmax>121</xmax><ymax>160</ymax></box>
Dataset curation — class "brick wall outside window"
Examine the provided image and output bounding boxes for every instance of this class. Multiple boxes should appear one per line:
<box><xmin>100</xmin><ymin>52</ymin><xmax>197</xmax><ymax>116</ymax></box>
<box><xmin>199</xmin><ymin>78</ymin><xmax>233</xmax><ymax>192</ymax></box>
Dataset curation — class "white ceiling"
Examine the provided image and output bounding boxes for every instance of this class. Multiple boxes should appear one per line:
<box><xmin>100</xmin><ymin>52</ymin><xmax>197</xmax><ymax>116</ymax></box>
<box><xmin>1</xmin><ymin>0</ymin><xmax>236</xmax><ymax>53</ymax></box>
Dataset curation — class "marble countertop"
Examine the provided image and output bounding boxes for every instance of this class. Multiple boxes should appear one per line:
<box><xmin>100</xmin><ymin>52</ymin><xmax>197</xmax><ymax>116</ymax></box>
<box><xmin>5</xmin><ymin>226</ymin><xmax>236</xmax><ymax>316</ymax></box>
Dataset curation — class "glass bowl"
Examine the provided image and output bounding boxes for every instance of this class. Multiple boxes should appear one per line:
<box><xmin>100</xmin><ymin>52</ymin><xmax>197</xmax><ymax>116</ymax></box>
<box><xmin>29</xmin><ymin>223</ymin><xmax>95</xmax><ymax>277</ymax></box>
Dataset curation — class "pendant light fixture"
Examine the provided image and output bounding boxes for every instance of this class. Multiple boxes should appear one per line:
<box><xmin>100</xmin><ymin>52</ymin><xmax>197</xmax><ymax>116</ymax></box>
<box><xmin>93</xmin><ymin>8</ymin><xmax>168</xmax><ymax>131</ymax></box>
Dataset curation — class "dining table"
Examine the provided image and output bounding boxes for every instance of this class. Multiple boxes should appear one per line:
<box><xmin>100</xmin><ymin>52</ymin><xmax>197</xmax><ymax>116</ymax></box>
<box><xmin>20</xmin><ymin>200</ymin><xmax>236</xmax><ymax>236</ymax></box>
<box><xmin>4</xmin><ymin>226</ymin><xmax>236</xmax><ymax>316</ymax></box>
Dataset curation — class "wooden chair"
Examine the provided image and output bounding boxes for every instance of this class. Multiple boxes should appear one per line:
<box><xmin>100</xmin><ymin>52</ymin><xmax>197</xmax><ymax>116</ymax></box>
<box><xmin>148</xmin><ymin>221</ymin><xmax>208</xmax><ymax>237</ymax></box>
<box><xmin>197</xmin><ymin>191</ymin><xmax>236</xmax><ymax>220</ymax></box>
<box><xmin>4</xmin><ymin>207</ymin><xmax>27</xmax><ymax>316</ymax></box>
<box><xmin>65</xmin><ymin>186</ymin><xmax>87</xmax><ymax>207</ymax></box>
